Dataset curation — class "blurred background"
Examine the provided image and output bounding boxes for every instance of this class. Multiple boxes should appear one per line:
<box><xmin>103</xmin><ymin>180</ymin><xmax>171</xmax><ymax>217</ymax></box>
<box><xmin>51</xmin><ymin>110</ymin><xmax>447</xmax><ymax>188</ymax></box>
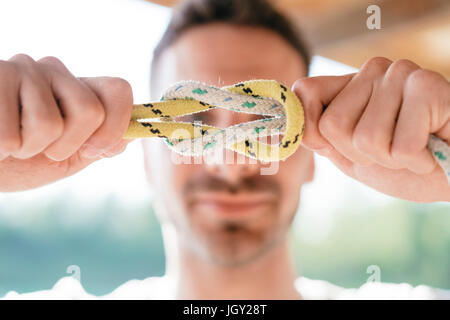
<box><xmin>0</xmin><ymin>0</ymin><xmax>449</xmax><ymax>297</ymax></box>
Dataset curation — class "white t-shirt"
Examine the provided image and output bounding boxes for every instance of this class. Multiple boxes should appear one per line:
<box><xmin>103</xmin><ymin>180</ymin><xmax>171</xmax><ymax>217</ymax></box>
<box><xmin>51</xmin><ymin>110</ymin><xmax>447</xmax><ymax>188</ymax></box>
<box><xmin>2</xmin><ymin>276</ymin><xmax>449</xmax><ymax>300</ymax></box>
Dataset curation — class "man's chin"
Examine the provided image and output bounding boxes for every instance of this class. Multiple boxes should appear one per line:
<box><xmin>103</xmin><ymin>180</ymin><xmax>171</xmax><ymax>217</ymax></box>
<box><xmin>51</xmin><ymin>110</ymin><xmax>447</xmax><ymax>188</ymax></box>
<box><xmin>190</xmin><ymin>222</ymin><xmax>281</xmax><ymax>268</ymax></box>
<box><xmin>182</xmin><ymin>195</ymin><xmax>283</xmax><ymax>267</ymax></box>
<box><xmin>203</xmin><ymin>237</ymin><xmax>281</xmax><ymax>268</ymax></box>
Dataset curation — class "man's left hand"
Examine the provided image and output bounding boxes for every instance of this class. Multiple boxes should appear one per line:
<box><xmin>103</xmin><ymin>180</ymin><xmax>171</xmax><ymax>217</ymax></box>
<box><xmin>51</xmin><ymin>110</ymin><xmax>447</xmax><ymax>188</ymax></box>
<box><xmin>293</xmin><ymin>57</ymin><xmax>450</xmax><ymax>202</ymax></box>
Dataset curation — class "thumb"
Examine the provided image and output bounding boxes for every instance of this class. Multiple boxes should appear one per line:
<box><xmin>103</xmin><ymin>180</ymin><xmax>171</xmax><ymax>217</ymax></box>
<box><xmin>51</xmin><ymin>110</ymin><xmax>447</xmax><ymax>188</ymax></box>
<box><xmin>76</xmin><ymin>76</ymin><xmax>135</xmax><ymax>159</ymax></box>
<box><xmin>292</xmin><ymin>74</ymin><xmax>355</xmax><ymax>151</ymax></box>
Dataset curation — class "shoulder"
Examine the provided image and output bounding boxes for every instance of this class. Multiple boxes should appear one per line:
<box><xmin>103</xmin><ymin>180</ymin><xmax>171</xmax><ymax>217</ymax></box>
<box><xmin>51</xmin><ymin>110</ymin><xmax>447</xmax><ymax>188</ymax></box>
<box><xmin>102</xmin><ymin>276</ymin><xmax>173</xmax><ymax>300</ymax></box>
<box><xmin>2</xmin><ymin>277</ymin><xmax>95</xmax><ymax>300</ymax></box>
<box><xmin>295</xmin><ymin>277</ymin><xmax>450</xmax><ymax>300</ymax></box>
<box><xmin>2</xmin><ymin>276</ymin><xmax>170</xmax><ymax>300</ymax></box>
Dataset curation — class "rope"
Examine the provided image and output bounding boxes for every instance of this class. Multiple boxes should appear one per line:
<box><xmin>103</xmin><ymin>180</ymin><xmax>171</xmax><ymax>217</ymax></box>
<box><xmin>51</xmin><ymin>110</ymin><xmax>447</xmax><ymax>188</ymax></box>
<box><xmin>124</xmin><ymin>79</ymin><xmax>450</xmax><ymax>184</ymax></box>
<box><xmin>125</xmin><ymin>79</ymin><xmax>304</xmax><ymax>162</ymax></box>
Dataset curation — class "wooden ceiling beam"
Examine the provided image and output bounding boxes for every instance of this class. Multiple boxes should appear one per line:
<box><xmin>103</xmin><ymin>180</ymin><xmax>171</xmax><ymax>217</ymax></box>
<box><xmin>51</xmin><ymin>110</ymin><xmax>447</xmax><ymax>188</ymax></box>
<box><xmin>317</xmin><ymin>10</ymin><xmax>450</xmax><ymax>78</ymax></box>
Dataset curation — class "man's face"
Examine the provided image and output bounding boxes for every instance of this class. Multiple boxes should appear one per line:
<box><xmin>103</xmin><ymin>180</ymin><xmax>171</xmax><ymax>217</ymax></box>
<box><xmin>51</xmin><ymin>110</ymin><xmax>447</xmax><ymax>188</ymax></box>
<box><xmin>143</xmin><ymin>23</ymin><xmax>314</xmax><ymax>266</ymax></box>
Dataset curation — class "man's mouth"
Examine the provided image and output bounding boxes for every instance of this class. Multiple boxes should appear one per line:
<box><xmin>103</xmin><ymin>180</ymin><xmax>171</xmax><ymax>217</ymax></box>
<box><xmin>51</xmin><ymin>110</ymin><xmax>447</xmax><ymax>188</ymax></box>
<box><xmin>188</xmin><ymin>192</ymin><xmax>275</xmax><ymax>217</ymax></box>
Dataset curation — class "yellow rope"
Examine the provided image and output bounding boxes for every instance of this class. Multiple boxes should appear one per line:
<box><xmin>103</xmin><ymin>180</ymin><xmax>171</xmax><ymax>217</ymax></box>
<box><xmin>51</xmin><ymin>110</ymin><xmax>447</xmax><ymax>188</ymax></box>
<box><xmin>125</xmin><ymin>80</ymin><xmax>304</xmax><ymax>161</ymax></box>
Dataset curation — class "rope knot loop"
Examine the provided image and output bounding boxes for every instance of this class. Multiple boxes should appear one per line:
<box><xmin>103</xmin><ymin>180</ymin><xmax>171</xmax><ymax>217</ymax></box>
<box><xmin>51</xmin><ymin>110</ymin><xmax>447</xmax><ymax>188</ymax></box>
<box><xmin>126</xmin><ymin>79</ymin><xmax>305</xmax><ymax>161</ymax></box>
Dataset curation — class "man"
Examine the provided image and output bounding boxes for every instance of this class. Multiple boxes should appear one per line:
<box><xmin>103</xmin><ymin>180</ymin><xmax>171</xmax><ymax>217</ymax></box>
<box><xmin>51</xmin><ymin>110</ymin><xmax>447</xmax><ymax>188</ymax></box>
<box><xmin>1</xmin><ymin>0</ymin><xmax>449</xmax><ymax>299</ymax></box>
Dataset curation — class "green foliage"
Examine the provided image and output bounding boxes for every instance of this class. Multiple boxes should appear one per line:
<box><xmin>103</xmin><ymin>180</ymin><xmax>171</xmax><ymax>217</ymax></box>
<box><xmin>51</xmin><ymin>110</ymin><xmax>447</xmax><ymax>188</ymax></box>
<box><xmin>0</xmin><ymin>195</ymin><xmax>165</xmax><ymax>296</ymax></box>
<box><xmin>291</xmin><ymin>201</ymin><xmax>450</xmax><ymax>289</ymax></box>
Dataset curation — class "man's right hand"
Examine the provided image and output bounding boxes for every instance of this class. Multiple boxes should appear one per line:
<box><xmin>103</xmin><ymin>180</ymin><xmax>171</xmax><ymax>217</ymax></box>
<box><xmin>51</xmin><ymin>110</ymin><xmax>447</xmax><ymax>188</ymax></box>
<box><xmin>0</xmin><ymin>54</ymin><xmax>134</xmax><ymax>192</ymax></box>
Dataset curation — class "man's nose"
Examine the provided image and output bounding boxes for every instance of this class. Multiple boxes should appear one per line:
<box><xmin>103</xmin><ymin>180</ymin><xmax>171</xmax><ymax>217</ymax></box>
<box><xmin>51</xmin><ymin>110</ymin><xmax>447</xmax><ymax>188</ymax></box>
<box><xmin>202</xmin><ymin>110</ymin><xmax>263</xmax><ymax>183</ymax></box>
<box><xmin>204</xmin><ymin>149</ymin><xmax>261</xmax><ymax>185</ymax></box>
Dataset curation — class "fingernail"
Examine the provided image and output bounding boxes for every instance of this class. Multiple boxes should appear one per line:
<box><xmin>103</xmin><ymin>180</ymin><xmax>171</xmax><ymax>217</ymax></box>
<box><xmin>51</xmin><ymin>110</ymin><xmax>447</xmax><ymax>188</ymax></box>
<box><xmin>80</xmin><ymin>145</ymin><xmax>102</xmax><ymax>158</ymax></box>
<box><xmin>103</xmin><ymin>141</ymin><xmax>128</xmax><ymax>157</ymax></box>
<box><xmin>315</xmin><ymin>145</ymin><xmax>333</xmax><ymax>157</ymax></box>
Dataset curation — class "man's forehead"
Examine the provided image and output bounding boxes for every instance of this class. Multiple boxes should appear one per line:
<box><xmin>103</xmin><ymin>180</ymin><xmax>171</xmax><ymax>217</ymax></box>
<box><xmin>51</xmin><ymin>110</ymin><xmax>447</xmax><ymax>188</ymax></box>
<box><xmin>157</xmin><ymin>23</ymin><xmax>306</xmax><ymax>89</ymax></box>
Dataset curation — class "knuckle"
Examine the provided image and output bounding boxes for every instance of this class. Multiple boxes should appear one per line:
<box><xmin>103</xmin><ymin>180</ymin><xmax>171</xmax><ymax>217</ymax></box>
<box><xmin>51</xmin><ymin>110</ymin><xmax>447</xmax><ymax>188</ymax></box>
<box><xmin>352</xmin><ymin>127</ymin><xmax>381</xmax><ymax>153</ymax></box>
<box><xmin>0</xmin><ymin>60</ymin><xmax>19</xmax><ymax>76</ymax></box>
<box><xmin>0</xmin><ymin>135</ymin><xmax>21</xmax><ymax>153</ymax></box>
<box><xmin>386</xmin><ymin>59</ymin><xmax>418</xmax><ymax>80</ymax></box>
<box><xmin>79</xmin><ymin>98</ymin><xmax>105</xmax><ymax>126</ymax></box>
<box><xmin>38</xmin><ymin>115</ymin><xmax>64</xmax><ymax>139</ymax></box>
<box><xmin>292</xmin><ymin>78</ymin><xmax>318</xmax><ymax>98</ymax></box>
<box><xmin>37</xmin><ymin>55</ymin><xmax>62</xmax><ymax>65</ymax></box>
<box><xmin>9</xmin><ymin>53</ymin><xmax>35</xmax><ymax>64</ymax></box>
<box><xmin>318</xmin><ymin>114</ymin><xmax>341</xmax><ymax>139</ymax></box>
<box><xmin>406</xmin><ymin>69</ymin><xmax>440</xmax><ymax>90</ymax></box>
<box><xmin>103</xmin><ymin>77</ymin><xmax>132</xmax><ymax>96</ymax></box>
<box><xmin>292</xmin><ymin>78</ymin><xmax>308</xmax><ymax>93</ymax></box>
<box><xmin>390</xmin><ymin>59</ymin><xmax>417</xmax><ymax>72</ymax></box>
<box><xmin>361</xmin><ymin>57</ymin><xmax>392</xmax><ymax>76</ymax></box>
<box><xmin>102</xmin><ymin>77</ymin><xmax>134</xmax><ymax>113</ymax></box>
<box><xmin>37</xmin><ymin>56</ymin><xmax>66</xmax><ymax>71</ymax></box>
<box><xmin>22</xmin><ymin>70</ymin><xmax>49</xmax><ymax>90</ymax></box>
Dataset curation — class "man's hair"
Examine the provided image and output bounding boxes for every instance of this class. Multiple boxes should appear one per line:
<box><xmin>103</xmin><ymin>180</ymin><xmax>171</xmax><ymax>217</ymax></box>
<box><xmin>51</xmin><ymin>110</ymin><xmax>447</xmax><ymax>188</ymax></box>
<box><xmin>151</xmin><ymin>0</ymin><xmax>311</xmax><ymax>90</ymax></box>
